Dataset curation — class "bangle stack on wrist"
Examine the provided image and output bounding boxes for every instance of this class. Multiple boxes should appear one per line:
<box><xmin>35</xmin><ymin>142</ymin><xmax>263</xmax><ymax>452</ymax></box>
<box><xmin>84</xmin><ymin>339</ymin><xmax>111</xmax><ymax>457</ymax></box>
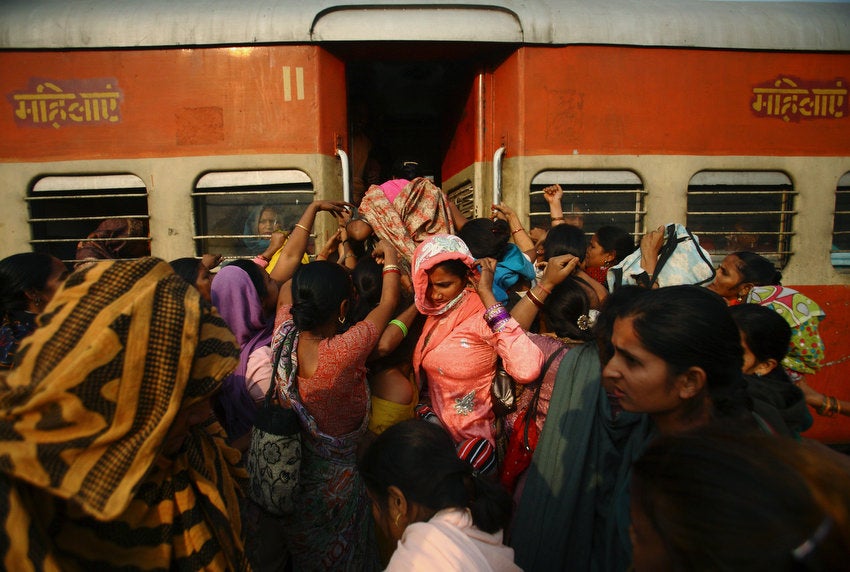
<box><xmin>383</xmin><ymin>264</ymin><xmax>401</xmax><ymax>276</ymax></box>
<box><xmin>818</xmin><ymin>395</ymin><xmax>841</xmax><ymax>417</ymax></box>
<box><xmin>484</xmin><ymin>302</ymin><xmax>510</xmax><ymax>333</ymax></box>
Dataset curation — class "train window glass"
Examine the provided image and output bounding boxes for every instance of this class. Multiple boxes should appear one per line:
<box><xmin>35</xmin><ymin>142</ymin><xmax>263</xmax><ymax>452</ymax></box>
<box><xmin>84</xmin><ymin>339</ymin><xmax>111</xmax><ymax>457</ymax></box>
<box><xmin>193</xmin><ymin>170</ymin><xmax>314</xmax><ymax>259</ymax></box>
<box><xmin>529</xmin><ymin>171</ymin><xmax>646</xmax><ymax>243</ymax></box>
<box><xmin>832</xmin><ymin>172</ymin><xmax>850</xmax><ymax>269</ymax></box>
<box><xmin>686</xmin><ymin>171</ymin><xmax>795</xmax><ymax>268</ymax></box>
<box><xmin>445</xmin><ymin>180</ymin><xmax>475</xmax><ymax>220</ymax></box>
<box><xmin>28</xmin><ymin>174</ymin><xmax>150</xmax><ymax>264</ymax></box>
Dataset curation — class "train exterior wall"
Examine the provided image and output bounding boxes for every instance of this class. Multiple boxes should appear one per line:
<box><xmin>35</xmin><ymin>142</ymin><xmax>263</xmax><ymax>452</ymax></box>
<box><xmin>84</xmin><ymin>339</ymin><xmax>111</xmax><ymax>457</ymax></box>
<box><xmin>0</xmin><ymin>46</ymin><xmax>346</xmax><ymax>162</ymax></box>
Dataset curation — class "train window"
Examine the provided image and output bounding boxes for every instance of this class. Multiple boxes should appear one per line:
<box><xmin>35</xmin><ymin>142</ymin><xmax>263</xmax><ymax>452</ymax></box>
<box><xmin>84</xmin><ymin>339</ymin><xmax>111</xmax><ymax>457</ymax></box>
<box><xmin>832</xmin><ymin>172</ymin><xmax>850</xmax><ymax>269</ymax></box>
<box><xmin>193</xmin><ymin>170</ymin><xmax>314</xmax><ymax>259</ymax></box>
<box><xmin>529</xmin><ymin>171</ymin><xmax>646</xmax><ymax>241</ymax></box>
<box><xmin>27</xmin><ymin>174</ymin><xmax>150</xmax><ymax>264</ymax></box>
<box><xmin>445</xmin><ymin>180</ymin><xmax>475</xmax><ymax>221</ymax></box>
<box><xmin>686</xmin><ymin>171</ymin><xmax>795</xmax><ymax>268</ymax></box>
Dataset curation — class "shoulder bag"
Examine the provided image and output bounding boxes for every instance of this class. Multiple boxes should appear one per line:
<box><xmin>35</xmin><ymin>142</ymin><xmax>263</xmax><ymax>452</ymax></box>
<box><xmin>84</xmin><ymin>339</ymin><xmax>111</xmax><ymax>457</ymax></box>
<box><xmin>246</xmin><ymin>337</ymin><xmax>301</xmax><ymax>516</ymax></box>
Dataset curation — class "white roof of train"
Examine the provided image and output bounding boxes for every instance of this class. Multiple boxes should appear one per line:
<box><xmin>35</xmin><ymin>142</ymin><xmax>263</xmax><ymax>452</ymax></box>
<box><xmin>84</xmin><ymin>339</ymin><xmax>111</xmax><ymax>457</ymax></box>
<box><xmin>1</xmin><ymin>0</ymin><xmax>848</xmax><ymax>51</ymax></box>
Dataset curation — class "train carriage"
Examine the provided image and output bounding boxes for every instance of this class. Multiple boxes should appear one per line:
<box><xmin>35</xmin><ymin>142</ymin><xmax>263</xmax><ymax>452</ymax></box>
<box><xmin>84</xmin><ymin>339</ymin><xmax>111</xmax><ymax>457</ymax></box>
<box><xmin>2</xmin><ymin>0</ymin><xmax>849</xmax><ymax>440</ymax></box>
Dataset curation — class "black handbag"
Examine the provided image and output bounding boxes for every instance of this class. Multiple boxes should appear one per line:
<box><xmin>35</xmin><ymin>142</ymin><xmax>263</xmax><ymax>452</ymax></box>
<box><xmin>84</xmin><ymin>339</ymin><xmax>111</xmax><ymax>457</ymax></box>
<box><xmin>245</xmin><ymin>337</ymin><xmax>302</xmax><ymax>515</ymax></box>
<box><xmin>491</xmin><ymin>357</ymin><xmax>517</xmax><ymax>417</ymax></box>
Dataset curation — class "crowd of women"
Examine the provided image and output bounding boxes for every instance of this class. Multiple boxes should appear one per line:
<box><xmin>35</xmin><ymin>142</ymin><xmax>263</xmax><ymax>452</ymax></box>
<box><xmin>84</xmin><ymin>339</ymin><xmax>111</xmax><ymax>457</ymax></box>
<box><xmin>1</xmin><ymin>175</ymin><xmax>850</xmax><ymax>571</ymax></box>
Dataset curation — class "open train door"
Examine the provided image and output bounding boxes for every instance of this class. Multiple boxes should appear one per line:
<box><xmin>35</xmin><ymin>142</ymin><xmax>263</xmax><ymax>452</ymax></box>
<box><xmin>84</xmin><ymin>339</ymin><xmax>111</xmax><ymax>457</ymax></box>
<box><xmin>315</xmin><ymin>5</ymin><xmax>522</xmax><ymax>218</ymax></box>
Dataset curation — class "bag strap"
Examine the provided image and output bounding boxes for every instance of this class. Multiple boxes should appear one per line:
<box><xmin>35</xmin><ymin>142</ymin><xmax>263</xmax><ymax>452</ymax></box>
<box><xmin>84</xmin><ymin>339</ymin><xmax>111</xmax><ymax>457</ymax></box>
<box><xmin>684</xmin><ymin>226</ymin><xmax>717</xmax><ymax>285</ymax></box>
<box><xmin>648</xmin><ymin>224</ymin><xmax>679</xmax><ymax>288</ymax></box>
<box><xmin>264</xmin><ymin>328</ymin><xmax>294</xmax><ymax>409</ymax></box>
<box><xmin>522</xmin><ymin>344</ymin><xmax>569</xmax><ymax>450</ymax></box>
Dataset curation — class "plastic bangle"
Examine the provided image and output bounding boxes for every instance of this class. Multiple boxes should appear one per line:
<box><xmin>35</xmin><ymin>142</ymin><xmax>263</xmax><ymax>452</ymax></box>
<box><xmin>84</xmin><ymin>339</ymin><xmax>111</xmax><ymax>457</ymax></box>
<box><xmin>537</xmin><ymin>283</ymin><xmax>552</xmax><ymax>296</ymax></box>
<box><xmin>383</xmin><ymin>268</ymin><xmax>401</xmax><ymax>276</ymax></box>
<box><xmin>294</xmin><ymin>223</ymin><xmax>311</xmax><ymax>233</ymax></box>
<box><xmin>511</xmin><ymin>227</ymin><xmax>523</xmax><ymax>236</ymax></box>
<box><xmin>389</xmin><ymin>319</ymin><xmax>408</xmax><ymax>337</ymax></box>
<box><xmin>550</xmin><ymin>216</ymin><xmax>565</xmax><ymax>222</ymax></box>
<box><xmin>383</xmin><ymin>264</ymin><xmax>400</xmax><ymax>272</ymax></box>
<box><xmin>484</xmin><ymin>303</ymin><xmax>505</xmax><ymax>321</ymax></box>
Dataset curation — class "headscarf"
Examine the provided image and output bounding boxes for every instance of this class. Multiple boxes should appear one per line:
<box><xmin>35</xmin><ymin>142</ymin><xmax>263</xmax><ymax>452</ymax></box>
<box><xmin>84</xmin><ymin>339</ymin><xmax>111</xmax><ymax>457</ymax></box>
<box><xmin>211</xmin><ymin>263</ymin><xmax>275</xmax><ymax>439</ymax></box>
<box><xmin>358</xmin><ymin>177</ymin><xmax>456</xmax><ymax>265</ymax></box>
<box><xmin>412</xmin><ymin>234</ymin><xmax>476</xmax><ymax>316</ymax></box>
<box><xmin>74</xmin><ymin>217</ymin><xmax>150</xmax><ymax>268</ymax></box>
<box><xmin>242</xmin><ymin>204</ymin><xmax>278</xmax><ymax>253</ymax></box>
<box><xmin>0</xmin><ymin>258</ymin><xmax>249</xmax><ymax>570</ymax></box>
<box><xmin>746</xmin><ymin>285</ymin><xmax>825</xmax><ymax>374</ymax></box>
<box><xmin>492</xmin><ymin>243</ymin><xmax>536</xmax><ymax>304</ymax></box>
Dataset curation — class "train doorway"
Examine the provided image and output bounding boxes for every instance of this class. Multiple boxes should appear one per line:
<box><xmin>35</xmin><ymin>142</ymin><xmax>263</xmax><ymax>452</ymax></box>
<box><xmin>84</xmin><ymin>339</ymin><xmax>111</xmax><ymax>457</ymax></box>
<box><xmin>339</xmin><ymin>44</ymin><xmax>514</xmax><ymax>205</ymax></box>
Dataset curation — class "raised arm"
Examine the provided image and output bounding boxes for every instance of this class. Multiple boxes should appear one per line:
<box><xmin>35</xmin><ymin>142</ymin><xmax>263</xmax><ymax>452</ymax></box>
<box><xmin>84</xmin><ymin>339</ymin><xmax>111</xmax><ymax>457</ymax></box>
<box><xmin>510</xmin><ymin>253</ymin><xmax>580</xmax><ymax>330</ymax></box>
<box><xmin>542</xmin><ymin>184</ymin><xmax>565</xmax><ymax>227</ymax></box>
<box><xmin>492</xmin><ymin>202</ymin><xmax>536</xmax><ymax>260</ymax></box>
<box><xmin>269</xmin><ymin>200</ymin><xmax>351</xmax><ymax>286</ymax></box>
<box><xmin>372</xmin><ymin>302</ymin><xmax>419</xmax><ymax>359</ymax></box>
<box><xmin>362</xmin><ymin>239</ymin><xmax>401</xmax><ymax>334</ymax></box>
<box><xmin>638</xmin><ymin>225</ymin><xmax>665</xmax><ymax>288</ymax></box>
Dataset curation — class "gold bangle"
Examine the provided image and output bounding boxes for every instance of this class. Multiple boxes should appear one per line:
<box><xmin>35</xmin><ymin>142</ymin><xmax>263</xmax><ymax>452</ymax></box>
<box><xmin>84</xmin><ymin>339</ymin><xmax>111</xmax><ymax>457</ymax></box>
<box><xmin>294</xmin><ymin>223</ymin><xmax>311</xmax><ymax>233</ymax></box>
<box><xmin>383</xmin><ymin>264</ymin><xmax>400</xmax><ymax>272</ymax></box>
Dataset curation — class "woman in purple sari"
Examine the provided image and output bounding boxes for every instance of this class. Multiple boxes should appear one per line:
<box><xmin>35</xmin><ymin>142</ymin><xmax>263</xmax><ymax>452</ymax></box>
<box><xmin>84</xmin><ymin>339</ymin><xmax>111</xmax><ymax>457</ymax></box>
<box><xmin>210</xmin><ymin>259</ymin><xmax>279</xmax><ymax>451</ymax></box>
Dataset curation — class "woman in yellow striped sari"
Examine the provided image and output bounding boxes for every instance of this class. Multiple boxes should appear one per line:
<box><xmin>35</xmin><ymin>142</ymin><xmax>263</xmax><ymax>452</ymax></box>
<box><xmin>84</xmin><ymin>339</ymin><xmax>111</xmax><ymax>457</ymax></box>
<box><xmin>0</xmin><ymin>257</ymin><xmax>249</xmax><ymax>571</ymax></box>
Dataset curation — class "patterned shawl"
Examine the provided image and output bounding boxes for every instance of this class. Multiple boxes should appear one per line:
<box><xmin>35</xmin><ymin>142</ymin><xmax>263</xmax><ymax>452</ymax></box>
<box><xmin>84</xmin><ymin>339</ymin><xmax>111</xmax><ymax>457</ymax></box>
<box><xmin>211</xmin><ymin>264</ymin><xmax>275</xmax><ymax>440</ymax></box>
<box><xmin>0</xmin><ymin>258</ymin><xmax>249</xmax><ymax>571</ymax></box>
<box><xmin>358</xmin><ymin>177</ymin><xmax>456</xmax><ymax>265</ymax></box>
<box><xmin>746</xmin><ymin>285</ymin><xmax>826</xmax><ymax>374</ymax></box>
<box><xmin>74</xmin><ymin>217</ymin><xmax>150</xmax><ymax>268</ymax></box>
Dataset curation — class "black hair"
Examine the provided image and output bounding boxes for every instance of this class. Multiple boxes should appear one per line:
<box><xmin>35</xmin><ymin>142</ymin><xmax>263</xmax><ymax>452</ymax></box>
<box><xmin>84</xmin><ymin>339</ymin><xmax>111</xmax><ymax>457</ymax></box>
<box><xmin>224</xmin><ymin>259</ymin><xmax>268</xmax><ymax>299</ymax></box>
<box><xmin>541</xmin><ymin>276</ymin><xmax>595</xmax><ymax>341</ymax></box>
<box><xmin>542</xmin><ymin>224</ymin><xmax>586</xmax><ymax>261</ymax></box>
<box><xmin>733</xmin><ymin>251</ymin><xmax>783</xmax><ymax>286</ymax></box>
<box><xmin>169</xmin><ymin>257</ymin><xmax>203</xmax><ymax>287</ymax></box>
<box><xmin>595</xmin><ymin>225</ymin><xmax>636</xmax><ymax>264</ymax></box>
<box><xmin>358</xmin><ymin>419</ymin><xmax>512</xmax><ymax>534</ymax></box>
<box><xmin>594</xmin><ymin>285</ymin><xmax>647</xmax><ymax>366</ymax></box>
<box><xmin>348</xmin><ymin>256</ymin><xmax>382</xmax><ymax>324</ymax></box>
<box><xmin>391</xmin><ymin>159</ymin><xmax>420</xmax><ymax>180</ymax></box>
<box><xmin>616</xmin><ymin>285</ymin><xmax>750</xmax><ymax>420</ymax></box>
<box><xmin>0</xmin><ymin>252</ymin><xmax>58</xmax><ymax>314</ymax></box>
<box><xmin>432</xmin><ymin>259</ymin><xmax>472</xmax><ymax>281</ymax></box>
<box><xmin>290</xmin><ymin>260</ymin><xmax>352</xmax><ymax>331</ymax></box>
<box><xmin>457</xmin><ymin>218</ymin><xmax>511</xmax><ymax>260</ymax></box>
<box><xmin>632</xmin><ymin>428</ymin><xmax>850</xmax><ymax>571</ymax></box>
<box><xmin>729</xmin><ymin>303</ymin><xmax>792</xmax><ymax>365</ymax></box>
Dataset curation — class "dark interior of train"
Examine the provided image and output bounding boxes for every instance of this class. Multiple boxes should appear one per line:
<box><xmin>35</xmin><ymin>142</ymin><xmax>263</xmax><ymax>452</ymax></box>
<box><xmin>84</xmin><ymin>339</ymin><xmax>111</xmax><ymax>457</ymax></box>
<box><xmin>339</xmin><ymin>42</ymin><xmax>514</xmax><ymax>190</ymax></box>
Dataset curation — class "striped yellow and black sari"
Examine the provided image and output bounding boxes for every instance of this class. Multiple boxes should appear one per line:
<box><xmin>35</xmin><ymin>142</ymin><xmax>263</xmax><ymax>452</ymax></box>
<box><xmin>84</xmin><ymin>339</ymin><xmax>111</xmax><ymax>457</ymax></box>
<box><xmin>0</xmin><ymin>258</ymin><xmax>250</xmax><ymax>571</ymax></box>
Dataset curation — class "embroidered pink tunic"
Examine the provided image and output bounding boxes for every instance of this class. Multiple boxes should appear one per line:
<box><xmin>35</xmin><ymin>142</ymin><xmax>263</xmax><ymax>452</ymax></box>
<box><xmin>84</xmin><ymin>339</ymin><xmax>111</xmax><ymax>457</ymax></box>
<box><xmin>413</xmin><ymin>290</ymin><xmax>543</xmax><ymax>447</ymax></box>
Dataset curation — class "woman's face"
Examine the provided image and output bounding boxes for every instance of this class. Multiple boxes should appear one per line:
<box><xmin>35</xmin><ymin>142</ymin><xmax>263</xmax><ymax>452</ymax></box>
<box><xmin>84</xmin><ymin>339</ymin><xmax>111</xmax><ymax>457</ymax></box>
<box><xmin>257</xmin><ymin>208</ymin><xmax>278</xmax><ymax>236</ymax></box>
<box><xmin>195</xmin><ymin>264</ymin><xmax>213</xmax><ymax>303</ymax></box>
<box><xmin>585</xmin><ymin>234</ymin><xmax>612</xmax><ymax>268</ymax></box>
<box><xmin>425</xmin><ymin>264</ymin><xmax>467</xmax><ymax>305</ymax></box>
<box><xmin>708</xmin><ymin>254</ymin><xmax>745</xmax><ymax>301</ymax></box>
<box><xmin>602</xmin><ymin>316</ymin><xmax>683</xmax><ymax>415</ymax></box>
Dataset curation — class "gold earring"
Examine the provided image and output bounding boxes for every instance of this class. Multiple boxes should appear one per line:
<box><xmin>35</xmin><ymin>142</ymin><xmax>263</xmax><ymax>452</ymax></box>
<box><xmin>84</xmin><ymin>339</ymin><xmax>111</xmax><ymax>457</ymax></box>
<box><xmin>338</xmin><ymin>315</ymin><xmax>346</xmax><ymax>325</ymax></box>
<box><xmin>394</xmin><ymin>513</ymin><xmax>402</xmax><ymax>528</ymax></box>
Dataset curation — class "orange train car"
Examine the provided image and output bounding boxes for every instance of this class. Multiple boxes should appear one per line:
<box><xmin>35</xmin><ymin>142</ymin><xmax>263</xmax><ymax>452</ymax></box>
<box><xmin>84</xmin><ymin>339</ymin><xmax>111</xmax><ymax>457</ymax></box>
<box><xmin>1</xmin><ymin>0</ymin><xmax>849</xmax><ymax>441</ymax></box>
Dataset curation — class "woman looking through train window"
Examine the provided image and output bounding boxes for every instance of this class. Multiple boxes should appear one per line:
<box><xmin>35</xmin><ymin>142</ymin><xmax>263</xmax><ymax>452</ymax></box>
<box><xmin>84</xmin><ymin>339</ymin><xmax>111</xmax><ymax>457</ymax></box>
<box><xmin>0</xmin><ymin>252</ymin><xmax>69</xmax><ymax>369</ymax></box>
